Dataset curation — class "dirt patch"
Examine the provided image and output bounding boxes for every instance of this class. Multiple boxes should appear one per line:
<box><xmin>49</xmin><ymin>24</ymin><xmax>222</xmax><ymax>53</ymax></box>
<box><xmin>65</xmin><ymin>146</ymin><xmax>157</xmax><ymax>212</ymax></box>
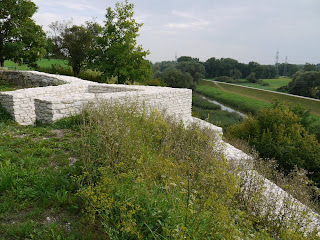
<box><xmin>50</xmin><ymin>129</ymin><xmax>72</xmax><ymax>139</ymax></box>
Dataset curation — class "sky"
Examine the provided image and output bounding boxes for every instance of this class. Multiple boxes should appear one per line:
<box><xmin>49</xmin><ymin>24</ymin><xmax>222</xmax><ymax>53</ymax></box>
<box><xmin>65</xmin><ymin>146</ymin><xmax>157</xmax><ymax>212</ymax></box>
<box><xmin>32</xmin><ymin>0</ymin><xmax>320</xmax><ymax>65</ymax></box>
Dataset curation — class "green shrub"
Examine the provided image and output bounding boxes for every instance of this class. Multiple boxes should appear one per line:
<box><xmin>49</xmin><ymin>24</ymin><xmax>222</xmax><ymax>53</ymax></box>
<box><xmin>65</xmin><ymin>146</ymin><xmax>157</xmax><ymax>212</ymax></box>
<box><xmin>35</xmin><ymin>65</ymin><xmax>106</xmax><ymax>83</ymax></box>
<box><xmin>246</xmin><ymin>72</ymin><xmax>257</xmax><ymax>83</ymax></box>
<box><xmin>261</xmin><ymin>82</ymin><xmax>270</xmax><ymax>86</ymax></box>
<box><xmin>144</xmin><ymin>78</ymin><xmax>167</xmax><ymax>86</ymax></box>
<box><xmin>226</xmin><ymin>103</ymin><xmax>320</xmax><ymax>184</ymax></box>
<box><xmin>216</xmin><ymin>76</ymin><xmax>234</xmax><ymax>83</ymax></box>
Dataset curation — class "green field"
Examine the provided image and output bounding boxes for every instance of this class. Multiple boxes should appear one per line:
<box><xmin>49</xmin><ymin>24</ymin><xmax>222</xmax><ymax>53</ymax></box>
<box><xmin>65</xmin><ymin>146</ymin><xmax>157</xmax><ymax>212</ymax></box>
<box><xmin>235</xmin><ymin>77</ymin><xmax>291</xmax><ymax>91</ymax></box>
<box><xmin>4</xmin><ymin>59</ymin><xmax>69</xmax><ymax>70</ymax></box>
<box><xmin>196</xmin><ymin>82</ymin><xmax>270</xmax><ymax>114</ymax></box>
<box><xmin>200</xmin><ymin>80</ymin><xmax>320</xmax><ymax>116</ymax></box>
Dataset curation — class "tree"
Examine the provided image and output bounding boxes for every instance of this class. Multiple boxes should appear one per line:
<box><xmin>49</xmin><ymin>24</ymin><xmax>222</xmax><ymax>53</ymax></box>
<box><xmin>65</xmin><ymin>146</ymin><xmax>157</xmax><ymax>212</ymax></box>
<box><xmin>176</xmin><ymin>58</ymin><xmax>205</xmax><ymax>84</ymax></box>
<box><xmin>92</xmin><ymin>0</ymin><xmax>152</xmax><ymax>84</ymax></box>
<box><xmin>49</xmin><ymin>21</ymin><xmax>101</xmax><ymax>77</ymax></box>
<box><xmin>0</xmin><ymin>0</ymin><xmax>46</xmax><ymax>67</ymax></box>
<box><xmin>177</xmin><ymin>56</ymin><xmax>199</xmax><ymax>63</ymax></box>
<box><xmin>246</xmin><ymin>72</ymin><xmax>256</xmax><ymax>83</ymax></box>
<box><xmin>161</xmin><ymin>66</ymin><xmax>194</xmax><ymax>89</ymax></box>
<box><xmin>226</xmin><ymin>102</ymin><xmax>320</xmax><ymax>184</ymax></box>
<box><xmin>288</xmin><ymin>71</ymin><xmax>320</xmax><ymax>99</ymax></box>
<box><xmin>229</xmin><ymin>69</ymin><xmax>242</xmax><ymax>80</ymax></box>
<box><xmin>304</xmin><ymin>63</ymin><xmax>318</xmax><ymax>72</ymax></box>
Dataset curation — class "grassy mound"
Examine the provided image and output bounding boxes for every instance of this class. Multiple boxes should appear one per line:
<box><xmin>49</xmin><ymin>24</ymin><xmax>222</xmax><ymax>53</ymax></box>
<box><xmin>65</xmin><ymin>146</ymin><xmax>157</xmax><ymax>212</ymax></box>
<box><xmin>0</xmin><ymin>103</ymin><xmax>318</xmax><ymax>239</ymax></box>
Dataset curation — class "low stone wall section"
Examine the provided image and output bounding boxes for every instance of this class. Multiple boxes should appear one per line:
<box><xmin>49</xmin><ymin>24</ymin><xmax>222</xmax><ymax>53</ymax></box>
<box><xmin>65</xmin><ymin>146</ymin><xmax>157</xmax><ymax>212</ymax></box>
<box><xmin>0</xmin><ymin>71</ymin><xmax>191</xmax><ymax>125</ymax></box>
<box><xmin>35</xmin><ymin>84</ymin><xmax>191</xmax><ymax>124</ymax></box>
<box><xmin>0</xmin><ymin>70</ymin><xmax>98</xmax><ymax>125</ymax></box>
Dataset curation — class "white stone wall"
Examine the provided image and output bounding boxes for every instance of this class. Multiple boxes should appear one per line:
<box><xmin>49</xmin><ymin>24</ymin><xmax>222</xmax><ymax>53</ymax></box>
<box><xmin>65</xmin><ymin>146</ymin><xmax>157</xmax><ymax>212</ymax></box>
<box><xmin>0</xmin><ymin>71</ymin><xmax>191</xmax><ymax>125</ymax></box>
<box><xmin>34</xmin><ymin>84</ymin><xmax>191</xmax><ymax>124</ymax></box>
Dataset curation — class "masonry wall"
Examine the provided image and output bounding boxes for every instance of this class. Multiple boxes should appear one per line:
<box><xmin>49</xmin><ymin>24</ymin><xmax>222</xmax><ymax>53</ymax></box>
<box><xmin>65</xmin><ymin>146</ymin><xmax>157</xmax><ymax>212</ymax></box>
<box><xmin>0</xmin><ymin>71</ymin><xmax>191</xmax><ymax>125</ymax></box>
<box><xmin>34</xmin><ymin>84</ymin><xmax>191</xmax><ymax>124</ymax></box>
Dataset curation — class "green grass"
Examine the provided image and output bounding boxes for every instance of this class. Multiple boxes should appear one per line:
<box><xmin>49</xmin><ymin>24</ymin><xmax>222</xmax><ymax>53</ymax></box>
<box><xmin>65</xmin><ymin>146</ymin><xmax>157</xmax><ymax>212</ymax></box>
<box><xmin>235</xmin><ymin>77</ymin><xmax>291</xmax><ymax>91</ymax></box>
<box><xmin>263</xmin><ymin>77</ymin><xmax>291</xmax><ymax>89</ymax></box>
<box><xmin>0</xmin><ymin>111</ymin><xmax>103</xmax><ymax>239</ymax></box>
<box><xmin>200</xmin><ymin>80</ymin><xmax>320</xmax><ymax>116</ymax></box>
<box><xmin>196</xmin><ymin>82</ymin><xmax>270</xmax><ymax>114</ymax></box>
<box><xmin>4</xmin><ymin>59</ymin><xmax>69</xmax><ymax>70</ymax></box>
<box><xmin>0</xmin><ymin>101</ymin><xmax>316</xmax><ymax>239</ymax></box>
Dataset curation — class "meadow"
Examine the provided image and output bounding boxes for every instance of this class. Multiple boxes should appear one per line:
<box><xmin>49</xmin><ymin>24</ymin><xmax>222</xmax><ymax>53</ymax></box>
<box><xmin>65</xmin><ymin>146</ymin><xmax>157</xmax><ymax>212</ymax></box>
<box><xmin>199</xmin><ymin>80</ymin><xmax>320</xmax><ymax>117</ymax></box>
<box><xmin>235</xmin><ymin>77</ymin><xmax>291</xmax><ymax>91</ymax></box>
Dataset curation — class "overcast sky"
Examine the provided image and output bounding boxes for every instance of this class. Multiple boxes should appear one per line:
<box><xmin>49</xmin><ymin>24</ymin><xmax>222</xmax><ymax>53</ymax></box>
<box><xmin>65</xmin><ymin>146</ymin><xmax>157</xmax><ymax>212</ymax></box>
<box><xmin>32</xmin><ymin>0</ymin><xmax>320</xmax><ymax>65</ymax></box>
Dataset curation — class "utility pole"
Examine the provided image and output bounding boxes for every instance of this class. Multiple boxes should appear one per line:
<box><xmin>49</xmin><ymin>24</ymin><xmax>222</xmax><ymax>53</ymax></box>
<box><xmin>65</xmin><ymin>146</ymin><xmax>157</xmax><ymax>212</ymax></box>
<box><xmin>275</xmin><ymin>49</ymin><xmax>279</xmax><ymax>77</ymax></box>
<box><xmin>175</xmin><ymin>51</ymin><xmax>178</xmax><ymax>62</ymax></box>
<box><xmin>283</xmin><ymin>56</ymin><xmax>288</xmax><ymax>77</ymax></box>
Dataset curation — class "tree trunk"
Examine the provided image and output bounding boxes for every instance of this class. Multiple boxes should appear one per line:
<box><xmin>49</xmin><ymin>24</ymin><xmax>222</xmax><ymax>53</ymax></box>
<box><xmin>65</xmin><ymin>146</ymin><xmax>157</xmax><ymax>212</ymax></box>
<box><xmin>73</xmin><ymin>66</ymin><xmax>80</xmax><ymax>77</ymax></box>
<box><xmin>0</xmin><ymin>60</ymin><xmax>4</xmax><ymax>67</ymax></box>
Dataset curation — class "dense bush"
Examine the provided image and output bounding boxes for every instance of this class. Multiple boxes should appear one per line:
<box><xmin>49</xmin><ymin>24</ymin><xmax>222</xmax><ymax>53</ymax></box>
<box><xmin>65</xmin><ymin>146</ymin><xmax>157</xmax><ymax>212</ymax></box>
<box><xmin>288</xmin><ymin>71</ymin><xmax>320</xmax><ymax>99</ymax></box>
<box><xmin>246</xmin><ymin>72</ymin><xmax>257</xmax><ymax>83</ymax></box>
<box><xmin>226</xmin><ymin>103</ymin><xmax>320</xmax><ymax>184</ymax></box>
<box><xmin>216</xmin><ymin>76</ymin><xmax>235</xmax><ymax>83</ymax></box>
<box><xmin>36</xmin><ymin>64</ymin><xmax>105</xmax><ymax>83</ymax></box>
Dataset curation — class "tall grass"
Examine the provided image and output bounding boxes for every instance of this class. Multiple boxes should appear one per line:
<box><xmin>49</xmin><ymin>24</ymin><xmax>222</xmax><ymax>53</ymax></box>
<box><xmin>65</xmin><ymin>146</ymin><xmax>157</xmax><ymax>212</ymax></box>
<box><xmin>72</xmin><ymin>103</ymin><xmax>316</xmax><ymax>239</ymax></box>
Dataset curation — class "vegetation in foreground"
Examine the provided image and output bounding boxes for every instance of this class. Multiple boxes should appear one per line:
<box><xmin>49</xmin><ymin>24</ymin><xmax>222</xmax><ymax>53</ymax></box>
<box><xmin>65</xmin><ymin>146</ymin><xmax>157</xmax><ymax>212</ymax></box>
<box><xmin>1</xmin><ymin>103</ymin><xmax>318</xmax><ymax>239</ymax></box>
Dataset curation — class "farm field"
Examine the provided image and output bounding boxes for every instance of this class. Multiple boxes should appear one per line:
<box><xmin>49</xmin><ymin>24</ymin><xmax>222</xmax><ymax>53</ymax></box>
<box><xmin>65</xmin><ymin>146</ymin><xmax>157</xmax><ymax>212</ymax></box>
<box><xmin>199</xmin><ymin>80</ymin><xmax>320</xmax><ymax>117</ymax></box>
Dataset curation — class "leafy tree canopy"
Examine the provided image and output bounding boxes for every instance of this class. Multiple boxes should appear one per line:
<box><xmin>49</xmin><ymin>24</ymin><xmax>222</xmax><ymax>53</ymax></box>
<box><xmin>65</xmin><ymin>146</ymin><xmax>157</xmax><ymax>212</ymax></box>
<box><xmin>91</xmin><ymin>0</ymin><xmax>152</xmax><ymax>84</ymax></box>
<box><xmin>288</xmin><ymin>71</ymin><xmax>320</xmax><ymax>99</ymax></box>
<box><xmin>161</xmin><ymin>66</ymin><xmax>194</xmax><ymax>89</ymax></box>
<box><xmin>0</xmin><ymin>0</ymin><xmax>46</xmax><ymax>67</ymax></box>
<box><xmin>49</xmin><ymin>20</ymin><xmax>101</xmax><ymax>77</ymax></box>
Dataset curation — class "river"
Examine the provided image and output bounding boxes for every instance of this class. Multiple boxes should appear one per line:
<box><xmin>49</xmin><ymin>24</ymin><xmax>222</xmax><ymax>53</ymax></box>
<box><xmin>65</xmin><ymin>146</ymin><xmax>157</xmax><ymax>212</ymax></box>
<box><xmin>200</xmin><ymin>95</ymin><xmax>247</xmax><ymax>118</ymax></box>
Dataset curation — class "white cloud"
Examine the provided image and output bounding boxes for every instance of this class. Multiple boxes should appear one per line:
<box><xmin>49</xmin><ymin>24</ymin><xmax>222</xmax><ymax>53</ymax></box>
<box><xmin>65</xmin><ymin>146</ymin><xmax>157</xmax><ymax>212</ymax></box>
<box><xmin>166</xmin><ymin>10</ymin><xmax>210</xmax><ymax>31</ymax></box>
